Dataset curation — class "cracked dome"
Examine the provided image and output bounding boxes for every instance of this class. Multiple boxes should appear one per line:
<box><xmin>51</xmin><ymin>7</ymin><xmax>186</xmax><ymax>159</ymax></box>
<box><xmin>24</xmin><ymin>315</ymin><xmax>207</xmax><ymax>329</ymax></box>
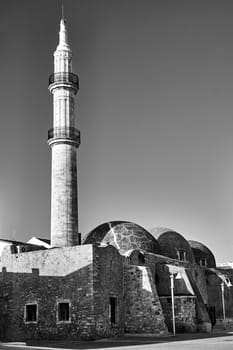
<box><xmin>82</xmin><ymin>221</ymin><xmax>160</xmax><ymax>254</ymax></box>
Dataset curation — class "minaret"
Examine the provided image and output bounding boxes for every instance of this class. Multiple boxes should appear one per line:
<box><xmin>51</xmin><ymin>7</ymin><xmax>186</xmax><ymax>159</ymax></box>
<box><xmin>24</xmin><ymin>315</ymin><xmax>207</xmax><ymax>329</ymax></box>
<box><xmin>48</xmin><ymin>16</ymin><xmax>80</xmax><ymax>247</ymax></box>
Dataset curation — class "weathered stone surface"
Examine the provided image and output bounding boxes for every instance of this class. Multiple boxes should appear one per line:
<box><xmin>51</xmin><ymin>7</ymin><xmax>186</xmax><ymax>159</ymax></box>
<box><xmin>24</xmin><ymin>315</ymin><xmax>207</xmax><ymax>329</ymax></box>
<box><xmin>127</xmin><ymin>250</ymin><xmax>212</xmax><ymax>332</ymax></box>
<box><xmin>48</xmin><ymin>18</ymin><xmax>79</xmax><ymax>248</ymax></box>
<box><xmin>160</xmin><ymin>296</ymin><xmax>197</xmax><ymax>333</ymax></box>
<box><xmin>83</xmin><ymin>221</ymin><xmax>161</xmax><ymax>254</ymax></box>
<box><xmin>157</xmin><ymin>231</ymin><xmax>195</xmax><ymax>264</ymax></box>
<box><xmin>0</xmin><ymin>245</ymin><xmax>126</xmax><ymax>341</ymax></box>
<box><xmin>124</xmin><ymin>265</ymin><xmax>168</xmax><ymax>335</ymax></box>
<box><xmin>92</xmin><ymin>245</ymin><xmax>124</xmax><ymax>338</ymax></box>
<box><xmin>188</xmin><ymin>240</ymin><xmax>216</xmax><ymax>268</ymax></box>
<box><xmin>0</xmin><ymin>232</ymin><xmax>226</xmax><ymax>340</ymax></box>
<box><xmin>50</xmin><ymin>143</ymin><xmax>79</xmax><ymax>248</ymax></box>
<box><xmin>0</xmin><ymin>245</ymin><xmax>94</xmax><ymax>341</ymax></box>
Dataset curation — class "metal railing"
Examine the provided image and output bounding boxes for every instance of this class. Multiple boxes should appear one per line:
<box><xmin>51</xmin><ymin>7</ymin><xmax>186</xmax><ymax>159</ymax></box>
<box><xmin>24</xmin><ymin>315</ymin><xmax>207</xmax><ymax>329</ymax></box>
<box><xmin>48</xmin><ymin>127</ymin><xmax>80</xmax><ymax>144</ymax></box>
<box><xmin>48</xmin><ymin>73</ymin><xmax>79</xmax><ymax>90</ymax></box>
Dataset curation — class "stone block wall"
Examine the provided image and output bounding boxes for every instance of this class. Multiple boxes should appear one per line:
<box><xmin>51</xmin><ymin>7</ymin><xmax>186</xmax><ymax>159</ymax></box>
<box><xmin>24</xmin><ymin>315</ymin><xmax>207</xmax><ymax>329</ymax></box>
<box><xmin>92</xmin><ymin>245</ymin><xmax>125</xmax><ymax>338</ymax></box>
<box><xmin>128</xmin><ymin>251</ymin><xmax>211</xmax><ymax>332</ymax></box>
<box><xmin>207</xmin><ymin>273</ymin><xmax>224</xmax><ymax>320</ymax></box>
<box><xmin>182</xmin><ymin>268</ymin><xmax>211</xmax><ymax>332</ymax></box>
<box><xmin>50</xmin><ymin>143</ymin><xmax>79</xmax><ymax>248</ymax></box>
<box><xmin>0</xmin><ymin>245</ymin><xmax>96</xmax><ymax>341</ymax></box>
<box><xmin>190</xmin><ymin>266</ymin><xmax>208</xmax><ymax>304</ymax></box>
<box><xmin>124</xmin><ymin>265</ymin><xmax>168</xmax><ymax>335</ymax></box>
<box><xmin>160</xmin><ymin>296</ymin><xmax>197</xmax><ymax>333</ymax></box>
<box><xmin>0</xmin><ymin>244</ymin><xmax>92</xmax><ymax>277</ymax></box>
<box><xmin>206</xmin><ymin>269</ymin><xmax>233</xmax><ymax>323</ymax></box>
<box><xmin>134</xmin><ymin>251</ymin><xmax>192</xmax><ymax>297</ymax></box>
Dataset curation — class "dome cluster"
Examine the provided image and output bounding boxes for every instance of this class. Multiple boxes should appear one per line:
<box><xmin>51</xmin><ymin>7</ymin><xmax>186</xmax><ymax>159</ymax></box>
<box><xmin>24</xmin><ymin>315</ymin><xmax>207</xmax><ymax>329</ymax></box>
<box><xmin>83</xmin><ymin>221</ymin><xmax>216</xmax><ymax>267</ymax></box>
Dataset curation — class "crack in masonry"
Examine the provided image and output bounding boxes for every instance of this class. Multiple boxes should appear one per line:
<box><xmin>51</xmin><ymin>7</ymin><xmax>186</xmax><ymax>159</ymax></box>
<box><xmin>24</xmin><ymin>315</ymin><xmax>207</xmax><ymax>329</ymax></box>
<box><xmin>108</xmin><ymin>223</ymin><xmax>121</xmax><ymax>250</ymax></box>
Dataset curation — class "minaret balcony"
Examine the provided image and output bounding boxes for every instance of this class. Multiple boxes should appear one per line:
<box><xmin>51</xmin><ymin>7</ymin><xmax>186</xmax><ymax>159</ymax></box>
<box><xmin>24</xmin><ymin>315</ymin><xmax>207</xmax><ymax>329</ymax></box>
<box><xmin>48</xmin><ymin>72</ymin><xmax>79</xmax><ymax>93</ymax></box>
<box><xmin>48</xmin><ymin>127</ymin><xmax>80</xmax><ymax>146</ymax></box>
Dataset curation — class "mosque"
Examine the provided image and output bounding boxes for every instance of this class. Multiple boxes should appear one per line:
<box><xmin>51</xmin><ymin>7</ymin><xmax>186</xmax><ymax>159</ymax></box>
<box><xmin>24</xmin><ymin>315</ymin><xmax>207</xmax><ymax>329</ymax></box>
<box><xmin>0</xmin><ymin>16</ymin><xmax>233</xmax><ymax>341</ymax></box>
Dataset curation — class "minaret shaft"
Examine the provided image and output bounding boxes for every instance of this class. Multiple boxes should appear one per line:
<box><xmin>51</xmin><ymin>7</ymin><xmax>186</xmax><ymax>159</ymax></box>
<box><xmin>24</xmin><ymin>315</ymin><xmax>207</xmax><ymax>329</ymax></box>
<box><xmin>53</xmin><ymin>89</ymin><xmax>75</xmax><ymax>128</ymax></box>
<box><xmin>48</xmin><ymin>18</ymin><xmax>80</xmax><ymax>247</ymax></box>
<box><xmin>51</xmin><ymin>144</ymin><xmax>78</xmax><ymax>246</ymax></box>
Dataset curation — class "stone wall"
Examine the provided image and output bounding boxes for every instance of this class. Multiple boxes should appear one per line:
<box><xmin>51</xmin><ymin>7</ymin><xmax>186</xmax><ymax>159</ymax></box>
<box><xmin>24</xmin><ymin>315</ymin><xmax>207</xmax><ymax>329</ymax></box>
<box><xmin>190</xmin><ymin>266</ymin><xmax>208</xmax><ymax>304</ymax></box>
<box><xmin>123</xmin><ymin>264</ymin><xmax>168</xmax><ymax>335</ymax></box>
<box><xmin>207</xmin><ymin>269</ymin><xmax>233</xmax><ymax>322</ymax></box>
<box><xmin>157</xmin><ymin>231</ymin><xmax>195</xmax><ymax>264</ymax></box>
<box><xmin>92</xmin><ymin>245</ymin><xmax>125</xmax><ymax>338</ymax></box>
<box><xmin>207</xmin><ymin>273</ymin><xmax>223</xmax><ymax>320</ymax></box>
<box><xmin>0</xmin><ymin>245</ymin><xmax>95</xmax><ymax>341</ymax></box>
<box><xmin>0</xmin><ymin>244</ymin><xmax>92</xmax><ymax>276</ymax></box>
<box><xmin>160</xmin><ymin>296</ymin><xmax>197</xmax><ymax>333</ymax></box>
<box><xmin>0</xmin><ymin>241</ymin><xmax>217</xmax><ymax>340</ymax></box>
<box><xmin>128</xmin><ymin>251</ymin><xmax>211</xmax><ymax>332</ymax></box>
<box><xmin>50</xmin><ymin>143</ymin><xmax>79</xmax><ymax>248</ymax></box>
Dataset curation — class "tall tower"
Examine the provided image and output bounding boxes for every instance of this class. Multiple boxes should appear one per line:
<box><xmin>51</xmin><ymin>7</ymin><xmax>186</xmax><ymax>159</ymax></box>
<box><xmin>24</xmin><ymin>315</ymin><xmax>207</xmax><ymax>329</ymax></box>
<box><xmin>48</xmin><ymin>16</ymin><xmax>80</xmax><ymax>247</ymax></box>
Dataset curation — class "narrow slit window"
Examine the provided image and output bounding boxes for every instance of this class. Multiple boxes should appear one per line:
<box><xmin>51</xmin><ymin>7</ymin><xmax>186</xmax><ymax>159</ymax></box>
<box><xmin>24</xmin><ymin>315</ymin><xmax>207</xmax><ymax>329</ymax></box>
<box><xmin>109</xmin><ymin>297</ymin><xmax>117</xmax><ymax>324</ymax></box>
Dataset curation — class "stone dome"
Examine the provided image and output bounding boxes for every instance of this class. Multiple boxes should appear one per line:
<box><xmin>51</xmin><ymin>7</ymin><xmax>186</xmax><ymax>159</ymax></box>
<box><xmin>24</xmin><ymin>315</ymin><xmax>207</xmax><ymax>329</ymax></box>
<box><xmin>188</xmin><ymin>240</ymin><xmax>216</xmax><ymax>268</ymax></box>
<box><xmin>82</xmin><ymin>221</ymin><xmax>160</xmax><ymax>254</ymax></box>
<box><xmin>156</xmin><ymin>228</ymin><xmax>195</xmax><ymax>264</ymax></box>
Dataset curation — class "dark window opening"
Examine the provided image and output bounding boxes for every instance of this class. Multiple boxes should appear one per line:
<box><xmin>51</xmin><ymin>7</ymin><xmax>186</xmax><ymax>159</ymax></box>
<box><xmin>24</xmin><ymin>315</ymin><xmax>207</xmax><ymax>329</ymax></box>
<box><xmin>154</xmin><ymin>273</ymin><xmax>160</xmax><ymax>284</ymax></box>
<box><xmin>110</xmin><ymin>297</ymin><xmax>117</xmax><ymax>324</ymax></box>
<box><xmin>25</xmin><ymin>304</ymin><xmax>37</xmax><ymax>322</ymax></box>
<box><xmin>178</xmin><ymin>250</ymin><xmax>186</xmax><ymax>261</ymax></box>
<box><xmin>58</xmin><ymin>302</ymin><xmax>70</xmax><ymax>322</ymax></box>
<box><xmin>138</xmin><ymin>252</ymin><xmax>145</xmax><ymax>264</ymax></box>
<box><xmin>200</xmin><ymin>258</ymin><xmax>207</xmax><ymax>267</ymax></box>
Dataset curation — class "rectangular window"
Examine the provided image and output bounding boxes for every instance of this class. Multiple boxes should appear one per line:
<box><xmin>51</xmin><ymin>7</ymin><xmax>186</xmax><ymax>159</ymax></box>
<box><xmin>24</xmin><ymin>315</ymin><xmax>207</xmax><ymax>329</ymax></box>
<box><xmin>109</xmin><ymin>297</ymin><xmax>117</xmax><ymax>324</ymax></box>
<box><xmin>200</xmin><ymin>258</ymin><xmax>207</xmax><ymax>267</ymax></box>
<box><xmin>178</xmin><ymin>250</ymin><xmax>186</xmax><ymax>261</ymax></box>
<box><xmin>57</xmin><ymin>302</ymin><xmax>70</xmax><ymax>322</ymax></box>
<box><xmin>25</xmin><ymin>304</ymin><xmax>37</xmax><ymax>323</ymax></box>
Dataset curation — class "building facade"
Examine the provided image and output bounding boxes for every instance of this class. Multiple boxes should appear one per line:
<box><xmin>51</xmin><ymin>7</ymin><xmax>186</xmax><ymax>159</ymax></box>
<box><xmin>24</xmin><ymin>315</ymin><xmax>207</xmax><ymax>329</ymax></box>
<box><xmin>0</xmin><ymin>17</ymin><xmax>233</xmax><ymax>341</ymax></box>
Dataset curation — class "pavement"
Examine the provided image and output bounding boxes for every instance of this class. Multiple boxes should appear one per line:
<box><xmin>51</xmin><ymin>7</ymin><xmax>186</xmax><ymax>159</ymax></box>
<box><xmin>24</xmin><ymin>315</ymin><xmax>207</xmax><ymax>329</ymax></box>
<box><xmin>1</xmin><ymin>327</ymin><xmax>233</xmax><ymax>350</ymax></box>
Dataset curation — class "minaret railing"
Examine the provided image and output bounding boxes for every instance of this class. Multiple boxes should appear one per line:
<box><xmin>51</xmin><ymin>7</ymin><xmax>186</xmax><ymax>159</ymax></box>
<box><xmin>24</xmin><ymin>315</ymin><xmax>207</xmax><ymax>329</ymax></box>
<box><xmin>48</xmin><ymin>126</ymin><xmax>80</xmax><ymax>145</ymax></box>
<box><xmin>49</xmin><ymin>72</ymin><xmax>79</xmax><ymax>91</ymax></box>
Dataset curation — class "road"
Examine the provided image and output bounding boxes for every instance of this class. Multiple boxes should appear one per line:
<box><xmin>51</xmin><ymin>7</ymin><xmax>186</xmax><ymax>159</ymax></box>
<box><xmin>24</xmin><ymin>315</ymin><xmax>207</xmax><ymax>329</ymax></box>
<box><xmin>1</xmin><ymin>334</ymin><xmax>233</xmax><ymax>350</ymax></box>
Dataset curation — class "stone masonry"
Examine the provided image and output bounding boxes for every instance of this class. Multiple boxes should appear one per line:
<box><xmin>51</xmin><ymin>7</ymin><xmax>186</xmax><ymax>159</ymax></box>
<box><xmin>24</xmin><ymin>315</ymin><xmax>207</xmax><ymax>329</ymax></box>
<box><xmin>0</xmin><ymin>245</ymin><xmax>94</xmax><ymax>341</ymax></box>
<box><xmin>124</xmin><ymin>265</ymin><xmax>168</xmax><ymax>335</ymax></box>
<box><xmin>48</xmin><ymin>17</ymin><xmax>80</xmax><ymax>248</ymax></box>
<box><xmin>160</xmin><ymin>296</ymin><xmax>197</xmax><ymax>333</ymax></box>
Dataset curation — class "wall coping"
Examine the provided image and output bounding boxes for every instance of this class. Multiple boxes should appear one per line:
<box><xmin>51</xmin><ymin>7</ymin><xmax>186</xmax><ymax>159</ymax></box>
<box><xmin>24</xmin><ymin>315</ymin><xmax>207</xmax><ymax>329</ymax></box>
<box><xmin>159</xmin><ymin>295</ymin><xmax>197</xmax><ymax>299</ymax></box>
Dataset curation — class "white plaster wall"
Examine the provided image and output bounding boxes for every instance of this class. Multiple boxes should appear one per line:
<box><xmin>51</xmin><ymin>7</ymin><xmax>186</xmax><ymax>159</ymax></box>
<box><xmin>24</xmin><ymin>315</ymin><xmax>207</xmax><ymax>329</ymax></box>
<box><xmin>0</xmin><ymin>244</ymin><xmax>92</xmax><ymax>277</ymax></box>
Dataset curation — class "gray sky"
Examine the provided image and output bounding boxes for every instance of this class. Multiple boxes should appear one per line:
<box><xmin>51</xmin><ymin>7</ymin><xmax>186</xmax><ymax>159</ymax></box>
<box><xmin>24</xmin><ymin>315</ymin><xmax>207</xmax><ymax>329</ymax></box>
<box><xmin>0</xmin><ymin>0</ymin><xmax>233</xmax><ymax>262</ymax></box>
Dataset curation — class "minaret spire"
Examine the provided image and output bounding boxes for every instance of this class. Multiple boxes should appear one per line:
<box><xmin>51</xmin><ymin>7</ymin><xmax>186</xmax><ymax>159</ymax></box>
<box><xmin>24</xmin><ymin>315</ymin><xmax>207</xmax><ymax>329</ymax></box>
<box><xmin>57</xmin><ymin>11</ymin><xmax>70</xmax><ymax>51</ymax></box>
<box><xmin>62</xmin><ymin>4</ymin><xmax>64</xmax><ymax>20</ymax></box>
<box><xmin>48</xmin><ymin>17</ymin><xmax>80</xmax><ymax>247</ymax></box>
